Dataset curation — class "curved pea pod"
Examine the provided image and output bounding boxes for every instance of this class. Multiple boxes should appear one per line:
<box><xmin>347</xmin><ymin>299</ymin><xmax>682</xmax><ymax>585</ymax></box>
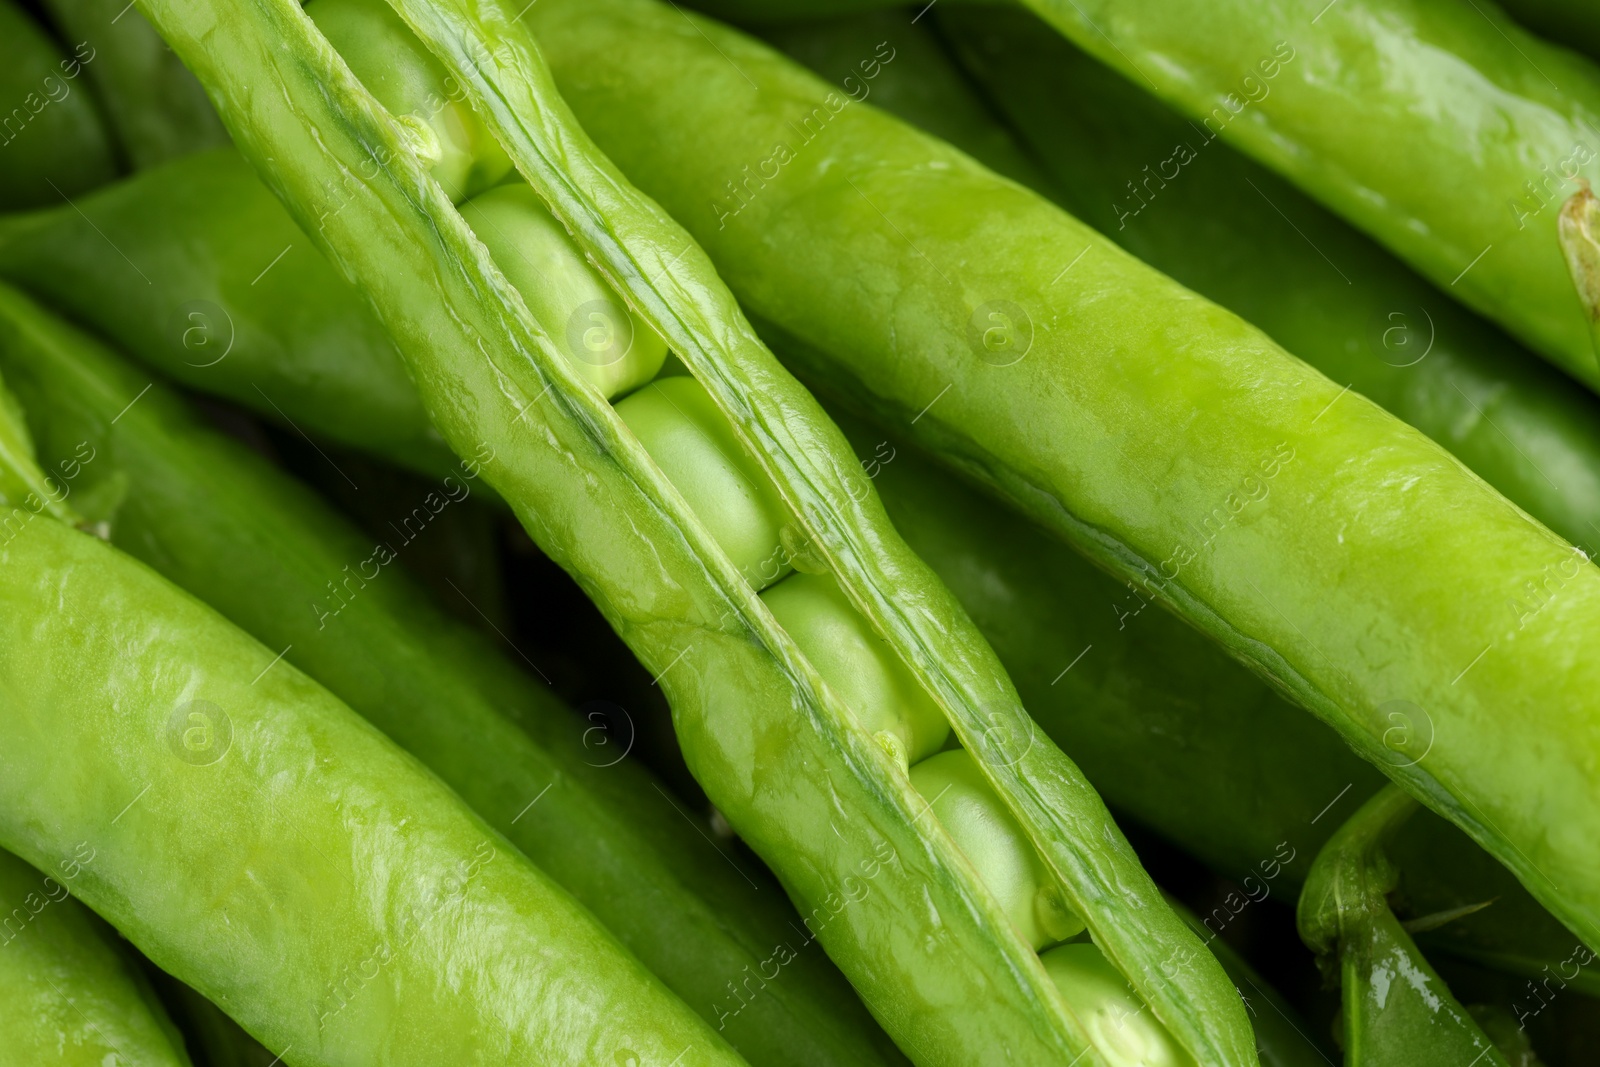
<box><xmin>0</xmin><ymin>0</ymin><xmax>119</xmax><ymax>209</ymax></box>
<box><xmin>0</xmin><ymin>515</ymin><xmax>746</xmax><ymax>1064</ymax></box>
<box><xmin>1298</xmin><ymin>787</ymin><xmax>1511</xmax><ymax>1066</ymax></box>
<box><xmin>935</xmin><ymin>3</ymin><xmax>1600</xmax><ymax>554</ymax></box>
<box><xmin>1000</xmin><ymin>0</ymin><xmax>1600</xmax><ymax>390</ymax></box>
<box><xmin>0</xmin><ymin>848</ymin><xmax>193</xmax><ymax>1067</ymax></box>
<box><xmin>1499</xmin><ymin>0</ymin><xmax>1600</xmax><ymax>66</ymax></box>
<box><xmin>0</xmin><ymin>149</ymin><xmax>456</xmax><ymax>480</ymax></box>
<box><xmin>521</xmin><ymin>0</ymin><xmax>1600</xmax><ymax>960</ymax></box>
<box><xmin>126</xmin><ymin>0</ymin><xmax>1255</xmax><ymax>1062</ymax></box>
<box><xmin>0</xmin><ymin>281</ymin><xmax>902</xmax><ymax>1067</ymax></box>
<box><xmin>37</xmin><ymin>0</ymin><xmax>227</xmax><ymax>169</ymax></box>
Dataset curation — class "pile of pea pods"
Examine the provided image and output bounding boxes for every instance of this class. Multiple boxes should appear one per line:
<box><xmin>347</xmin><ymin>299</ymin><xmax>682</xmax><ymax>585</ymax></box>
<box><xmin>3</xmin><ymin>0</ymin><xmax>1599</xmax><ymax>1062</ymax></box>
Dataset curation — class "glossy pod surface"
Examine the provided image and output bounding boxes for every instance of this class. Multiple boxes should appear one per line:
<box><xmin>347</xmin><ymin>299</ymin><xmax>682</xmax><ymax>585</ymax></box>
<box><xmin>0</xmin><ymin>848</ymin><xmax>193</xmax><ymax>1067</ymax></box>
<box><xmin>126</xmin><ymin>0</ymin><xmax>1255</xmax><ymax>1058</ymax></box>
<box><xmin>1008</xmin><ymin>0</ymin><xmax>1600</xmax><ymax>387</ymax></box>
<box><xmin>0</xmin><ymin>507</ymin><xmax>743</xmax><ymax>1061</ymax></box>
<box><xmin>937</xmin><ymin>3</ymin><xmax>1600</xmax><ymax>554</ymax></box>
<box><xmin>0</xmin><ymin>282</ymin><xmax>902</xmax><ymax>1067</ymax></box>
<box><xmin>521</xmin><ymin>0</ymin><xmax>1600</xmax><ymax>954</ymax></box>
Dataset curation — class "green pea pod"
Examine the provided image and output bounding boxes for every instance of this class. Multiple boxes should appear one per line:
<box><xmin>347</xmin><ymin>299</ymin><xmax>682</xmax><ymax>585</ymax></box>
<box><xmin>1499</xmin><ymin>0</ymin><xmax>1600</xmax><ymax>66</ymax></box>
<box><xmin>0</xmin><ymin>149</ymin><xmax>457</xmax><ymax>481</ymax></box>
<box><xmin>520</xmin><ymin>0</ymin><xmax>1600</xmax><ymax>959</ymax></box>
<box><xmin>0</xmin><ymin>0</ymin><xmax>119</xmax><ymax>209</ymax></box>
<box><xmin>0</xmin><ymin>849</ymin><xmax>193</xmax><ymax>1066</ymax></box>
<box><xmin>37</xmin><ymin>0</ymin><xmax>229</xmax><ymax>169</ymax></box>
<box><xmin>127</xmin><ymin>0</ymin><xmax>1254</xmax><ymax>1061</ymax></box>
<box><xmin>999</xmin><ymin>0</ymin><xmax>1600</xmax><ymax>389</ymax></box>
<box><xmin>767</xmin><ymin>5</ymin><xmax>1600</xmax><ymax>1005</ymax></box>
<box><xmin>933</xmin><ymin>2</ymin><xmax>1600</xmax><ymax>553</ymax></box>
<box><xmin>0</xmin><ymin>512</ymin><xmax>745</xmax><ymax>1063</ymax></box>
<box><xmin>1299</xmin><ymin>786</ymin><xmax>1510</xmax><ymax>1066</ymax></box>
<box><xmin>0</xmin><ymin>282</ymin><xmax>905</xmax><ymax>1067</ymax></box>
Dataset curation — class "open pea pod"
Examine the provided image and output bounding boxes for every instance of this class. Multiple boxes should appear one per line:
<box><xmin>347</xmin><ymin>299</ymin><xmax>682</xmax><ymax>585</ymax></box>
<box><xmin>0</xmin><ymin>280</ymin><xmax>904</xmax><ymax>1067</ymax></box>
<box><xmin>0</xmin><ymin>848</ymin><xmax>194</xmax><ymax>1067</ymax></box>
<box><xmin>128</xmin><ymin>0</ymin><xmax>1252</xmax><ymax>1061</ymax></box>
<box><xmin>514</xmin><ymin>0</ymin><xmax>1600</xmax><ymax>963</ymax></box>
<box><xmin>1299</xmin><ymin>787</ymin><xmax>1511</xmax><ymax>1066</ymax></box>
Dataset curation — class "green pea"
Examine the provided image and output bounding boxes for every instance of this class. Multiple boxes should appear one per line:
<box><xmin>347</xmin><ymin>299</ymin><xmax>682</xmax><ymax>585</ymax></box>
<box><xmin>461</xmin><ymin>183</ymin><xmax>668</xmax><ymax>399</ymax></box>
<box><xmin>761</xmin><ymin>571</ymin><xmax>948</xmax><ymax>763</ymax></box>
<box><xmin>1040</xmin><ymin>943</ymin><xmax>1195</xmax><ymax>1067</ymax></box>
<box><xmin>305</xmin><ymin>0</ymin><xmax>510</xmax><ymax>201</ymax></box>
<box><xmin>909</xmin><ymin>749</ymin><xmax>1082</xmax><ymax>949</ymax></box>
<box><xmin>615</xmin><ymin>375</ymin><xmax>791</xmax><ymax>589</ymax></box>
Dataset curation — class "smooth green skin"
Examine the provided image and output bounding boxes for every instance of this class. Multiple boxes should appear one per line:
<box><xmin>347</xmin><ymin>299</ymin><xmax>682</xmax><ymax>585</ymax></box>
<box><xmin>0</xmin><ymin>517</ymin><xmax>744</xmax><ymax>1065</ymax></box>
<box><xmin>1299</xmin><ymin>787</ymin><xmax>1509</xmax><ymax>1067</ymax></box>
<box><xmin>1004</xmin><ymin>0</ymin><xmax>1600</xmax><ymax>388</ymax></box>
<box><xmin>132</xmin><ymin>0</ymin><xmax>1251</xmax><ymax>1060</ymax></box>
<box><xmin>0</xmin><ymin>849</ymin><xmax>193</xmax><ymax>1067</ymax></box>
<box><xmin>939</xmin><ymin>3</ymin><xmax>1600</xmax><ymax>554</ymax></box>
<box><xmin>38</xmin><ymin>0</ymin><xmax>228</xmax><ymax>168</ymax></box>
<box><xmin>306</xmin><ymin>0</ymin><xmax>509</xmax><ymax>202</ymax></box>
<box><xmin>0</xmin><ymin>0</ymin><xmax>119</xmax><ymax>209</ymax></box>
<box><xmin>1039</xmin><ymin>944</ymin><xmax>1194</xmax><ymax>1067</ymax></box>
<box><xmin>909</xmin><ymin>750</ymin><xmax>1082</xmax><ymax>950</ymax></box>
<box><xmin>461</xmin><ymin>183</ymin><xmax>669</xmax><ymax>399</ymax></box>
<box><xmin>0</xmin><ymin>281</ymin><xmax>903</xmax><ymax>1067</ymax></box>
<box><xmin>615</xmin><ymin>377</ymin><xmax>794</xmax><ymax>590</ymax></box>
<box><xmin>524</xmin><ymin>0</ymin><xmax>1600</xmax><ymax>958</ymax></box>
<box><xmin>762</xmin><ymin>572</ymin><xmax>949</xmax><ymax>763</ymax></box>
<box><xmin>1500</xmin><ymin>0</ymin><xmax>1600</xmax><ymax>66</ymax></box>
<box><xmin>0</xmin><ymin>149</ymin><xmax>455</xmax><ymax>480</ymax></box>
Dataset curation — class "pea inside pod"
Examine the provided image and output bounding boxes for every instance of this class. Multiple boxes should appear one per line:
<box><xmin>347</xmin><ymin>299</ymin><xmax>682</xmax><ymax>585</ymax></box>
<box><xmin>761</xmin><ymin>572</ymin><xmax>948</xmax><ymax>763</ymax></box>
<box><xmin>304</xmin><ymin>0</ymin><xmax>509</xmax><ymax>201</ymax></box>
<box><xmin>615</xmin><ymin>375</ymin><xmax>794</xmax><ymax>589</ymax></box>
<box><xmin>460</xmin><ymin>183</ymin><xmax>668</xmax><ymax>399</ymax></box>
<box><xmin>1040</xmin><ymin>944</ymin><xmax>1196</xmax><ymax>1067</ymax></box>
